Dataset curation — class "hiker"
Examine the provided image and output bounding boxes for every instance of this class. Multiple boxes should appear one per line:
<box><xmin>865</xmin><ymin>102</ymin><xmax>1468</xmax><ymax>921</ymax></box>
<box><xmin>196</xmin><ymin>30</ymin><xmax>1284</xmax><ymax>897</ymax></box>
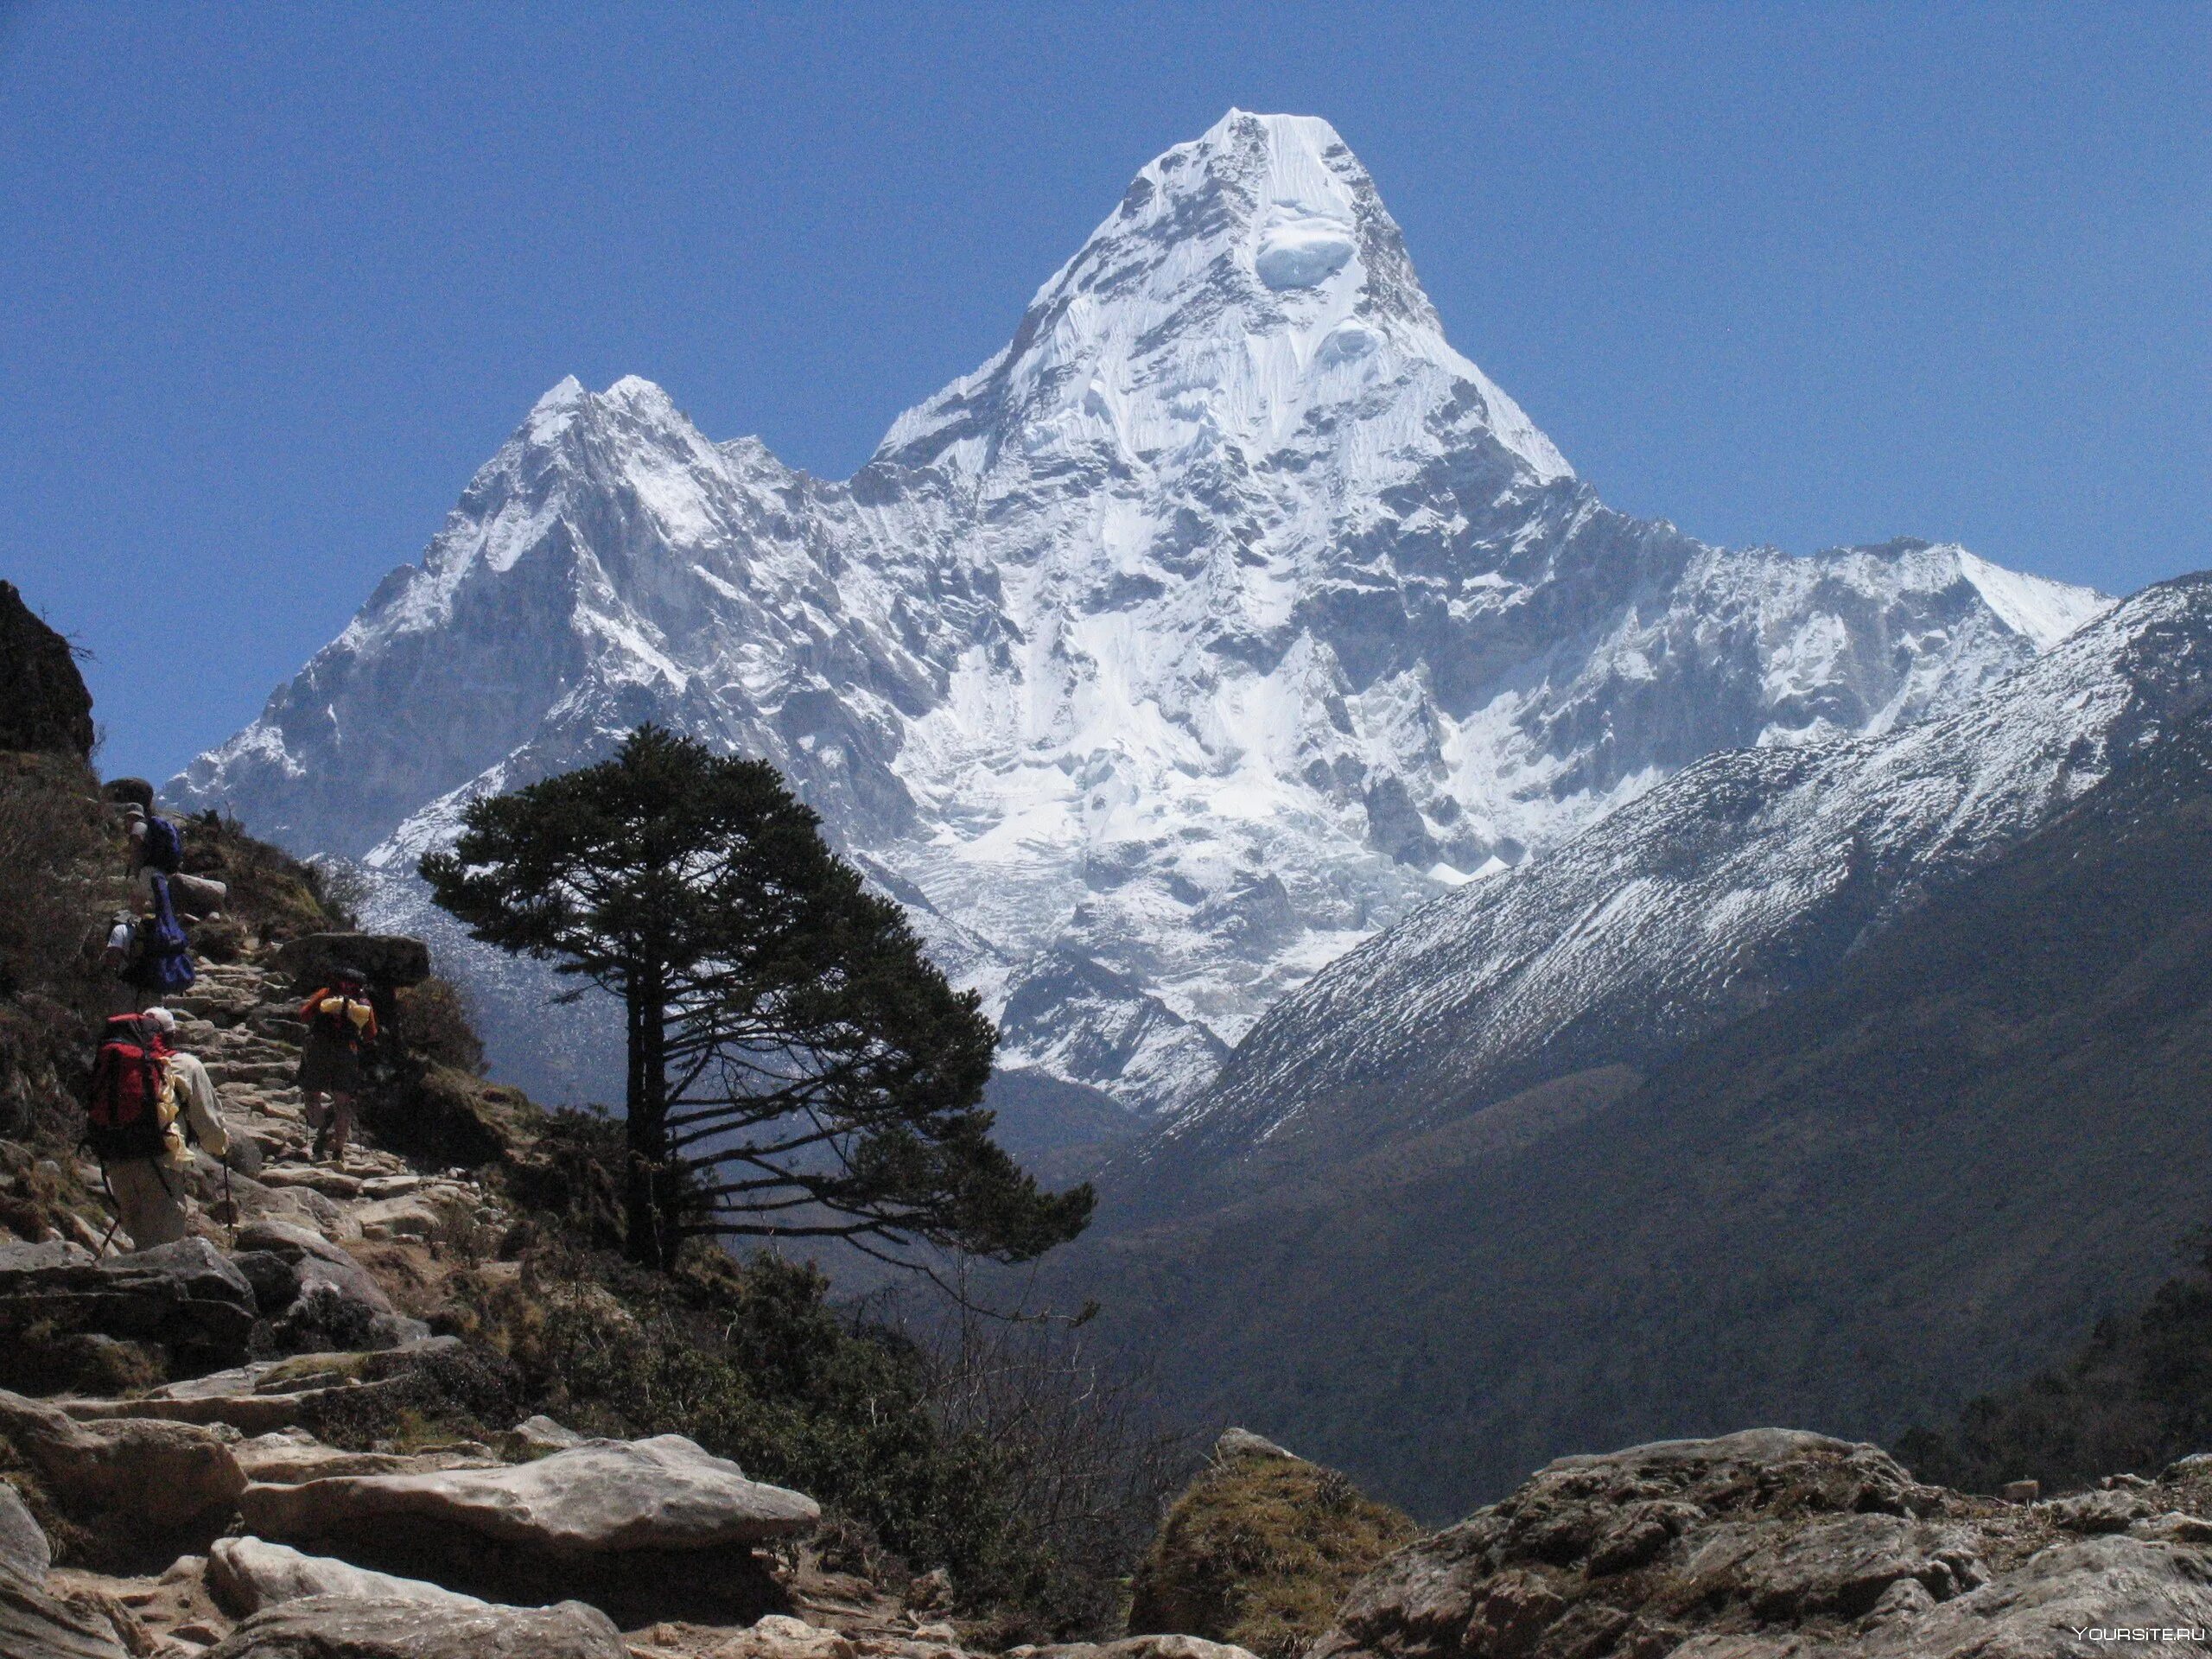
<box><xmin>123</xmin><ymin>802</ymin><xmax>185</xmax><ymax>891</ymax></box>
<box><xmin>101</xmin><ymin>875</ymin><xmax>197</xmax><ymax>1014</ymax></box>
<box><xmin>298</xmin><ymin>974</ymin><xmax>377</xmax><ymax>1164</ymax></box>
<box><xmin>86</xmin><ymin>1007</ymin><xmax>231</xmax><ymax>1250</ymax></box>
<box><xmin>99</xmin><ymin>909</ymin><xmax>152</xmax><ymax>1015</ymax></box>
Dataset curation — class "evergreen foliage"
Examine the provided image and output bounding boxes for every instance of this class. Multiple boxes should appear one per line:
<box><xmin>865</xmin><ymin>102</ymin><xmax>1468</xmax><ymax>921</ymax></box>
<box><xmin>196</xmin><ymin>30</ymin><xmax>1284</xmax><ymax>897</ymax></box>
<box><xmin>1898</xmin><ymin>1230</ymin><xmax>2212</xmax><ymax>1495</ymax></box>
<box><xmin>421</xmin><ymin>725</ymin><xmax>1092</xmax><ymax>1268</ymax></box>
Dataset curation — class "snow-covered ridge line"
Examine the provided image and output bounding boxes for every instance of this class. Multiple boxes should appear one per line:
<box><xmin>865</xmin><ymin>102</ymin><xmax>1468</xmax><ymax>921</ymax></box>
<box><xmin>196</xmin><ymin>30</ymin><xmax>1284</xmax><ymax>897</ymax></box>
<box><xmin>1165</xmin><ymin>571</ymin><xmax>2200</xmax><ymax>1167</ymax></box>
<box><xmin>174</xmin><ymin>110</ymin><xmax>2110</xmax><ymax>1116</ymax></box>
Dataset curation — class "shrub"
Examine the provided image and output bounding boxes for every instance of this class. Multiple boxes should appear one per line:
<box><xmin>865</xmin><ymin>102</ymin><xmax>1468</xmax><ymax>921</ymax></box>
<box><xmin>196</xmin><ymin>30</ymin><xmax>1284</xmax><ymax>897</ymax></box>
<box><xmin>393</xmin><ymin>976</ymin><xmax>486</xmax><ymax>1075</ymax></box>
<box><xmin>179</xmin><ymin>810</ymin><xmax>351</xmax><ymax>939</ymax></box>
<box><xmin>1128</xmin><ymin>1440</ymin><xmax>1420</xmax><ymax>1659</ymax></box>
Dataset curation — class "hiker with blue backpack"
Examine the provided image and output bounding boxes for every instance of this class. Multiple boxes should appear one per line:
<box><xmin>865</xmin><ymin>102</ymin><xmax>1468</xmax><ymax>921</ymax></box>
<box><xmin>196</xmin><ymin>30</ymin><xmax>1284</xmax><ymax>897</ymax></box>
<box><xmin>101</xmin><ymin>874</ymin><xmax>196</xmax><ymax>1015</ymax></box>
<box><xmin>86</xmin><ymin>1006</ymin><xmax>232</xmax><ymax>1250</ymax></box>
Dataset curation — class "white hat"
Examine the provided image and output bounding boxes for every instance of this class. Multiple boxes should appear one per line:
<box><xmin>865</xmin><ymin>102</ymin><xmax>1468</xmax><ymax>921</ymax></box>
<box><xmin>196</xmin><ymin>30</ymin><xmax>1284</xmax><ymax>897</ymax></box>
<box><xmin>140</xmin><ymin>1007</ymin><xmax>178</xmax><ymax>1034</ymax></box>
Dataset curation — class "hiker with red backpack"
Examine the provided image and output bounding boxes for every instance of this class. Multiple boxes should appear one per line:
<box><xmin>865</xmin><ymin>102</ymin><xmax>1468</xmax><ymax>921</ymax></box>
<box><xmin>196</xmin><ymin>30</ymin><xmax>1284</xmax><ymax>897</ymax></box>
<box><xmin>298</xmin><ymin>975</ymin><xmax>377</xmax><ymax>1165</ymax></box>
<box><xmin>86</xmin><ymin>1007</ymin><xmax>232</xmax><ymax>1250</ymax></box>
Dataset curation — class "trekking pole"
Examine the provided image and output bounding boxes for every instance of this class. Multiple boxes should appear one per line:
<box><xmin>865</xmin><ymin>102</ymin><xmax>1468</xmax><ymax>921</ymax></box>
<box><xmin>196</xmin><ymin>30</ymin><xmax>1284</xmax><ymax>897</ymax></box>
<box><xmin>95</xmin><ymin>1164</ymin><xmax>121</xmax><ymax>1257</ymax></box>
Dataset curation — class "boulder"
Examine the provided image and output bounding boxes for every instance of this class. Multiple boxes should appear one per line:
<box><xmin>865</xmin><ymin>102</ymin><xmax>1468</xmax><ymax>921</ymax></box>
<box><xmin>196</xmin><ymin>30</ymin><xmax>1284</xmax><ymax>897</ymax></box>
<box><xmin>0</xmin><ymin>1478</ymin><xmax>51</xmax><ymax>1580</ymax></box>
<box><xmin>0</xmin><ymin>1386</ymin><xmax>245</xmax><ymax>1532</ymax></box>
<box><xmin>229</xmin><ymin>1249</ymin><xmax>304</xmax><ymax>1315</ymax></box>
<box><xmin>0</xmin><ymin>1567</ymin><xmax>130</xmax><ymax>1659</ymax></box>
<box><xmin>1015</xmin><ymin>1640</ymin><xmax>1261</xmax><ymax>1659</ymax></box>
<box><xmin>1212</xmin><ymin>1427</ymin><xmax>1295</xmax><ymax>1462</ymax></box>
<box><xmin>2039</xmin><ymin>1488</ymin><xmax>2156</xmax><ymax>1535</ymax></box>
<box><xmin>1309</xmin><ymin>1427</ymin><xmax>2212</xmax><ymax>1659</ymax></box>
<box><xmin>0</xmin><ymin>579</ymin><xmax>96</xmax><ymax>758</ymax></box>
<box><xmin>233</xmin><ymin>1219</ymin><xmax>430</xmax><ymax>1352</ymax></box>
<box><xmin>208</xmin><ymin>1536</ymin><xmax>490</xmax><ymax>1616</ymax></box>
<box><xmin>500</xmin><ymin>1414</ymin><xmax>588</xmax><ymax>1459</ymax></box>
<box><xmin>706</xmin><ymin>1614</ymin><xmax>861</xmax><ymax>1659</ymax></box>
<box><xmin>102</xmin><ymin>777</ymin><xmax>156</xmax><ymax>811</ymax></box>
<box><xmin>240</xmin><ymin>1433</ymin><xmax>819</xmax><ymax>1555</ymax></box>
<box><xmin>205</xmin><ymin>1592</ymin><xmax>627</xmax><ymax>1658</ymax></box>
<box><xmin>1128</xmin><ymin>1428</ymin><xmax>1415</xmax><ymax>1658</ymax></box>
<box><xmin>0</xmin><ymin>1236</ymin><xmax>258</xmax><ymax>1375</ymax></box>
<box><xmin>169</xmin><ymin>870</ymin><xmax>231</xmax><ymax>912</ymax></box>
<box><xmin>273</xmin><ymin>933</ymin><xmax>432</xmax><ymax>989</ymax></box>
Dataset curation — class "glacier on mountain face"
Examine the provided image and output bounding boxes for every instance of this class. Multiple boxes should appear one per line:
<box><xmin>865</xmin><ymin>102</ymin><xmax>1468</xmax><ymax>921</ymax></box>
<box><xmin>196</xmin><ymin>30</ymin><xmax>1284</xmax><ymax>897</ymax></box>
<box><xmin>172</xmin><ymin>110</ymin><xmax>2111</xmax><ymax>1115</ymax></box>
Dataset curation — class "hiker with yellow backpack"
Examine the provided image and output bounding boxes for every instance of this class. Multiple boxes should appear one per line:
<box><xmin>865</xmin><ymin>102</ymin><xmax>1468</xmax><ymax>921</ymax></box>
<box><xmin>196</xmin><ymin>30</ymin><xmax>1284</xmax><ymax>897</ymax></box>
<box><xmin>298</xmin><ymin>975</ymin><xmax>378</xmax><ymax>1165</ymax></box>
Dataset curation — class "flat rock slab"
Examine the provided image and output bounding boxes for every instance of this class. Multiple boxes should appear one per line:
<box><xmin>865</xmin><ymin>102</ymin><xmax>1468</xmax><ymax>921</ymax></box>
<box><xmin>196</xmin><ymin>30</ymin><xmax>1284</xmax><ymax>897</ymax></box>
<box><xmin>0</xmin><ymin>1479</ymin><xmax>50</xmax><ymax>1580</ymax></box>
<box><xmin>60</xmin><ymin>1339</ymin><xmax>463</xmax><ymax>1435</ymax></box>
<box><xmin>273</xmin><ymin>932</ymin><xmax>431</xmax><ymax>988</ymax></box>
<box><xmin>205</xmin><ymin>1592</ymin><xmax>626</xmax><ymax>1659</ymax></box>
<box><xmin>233</xmin><ymin>1429</ymin><xmax>433</xmax><ymax>1485</ymax></box>
<box><xmin>0</xmin><ymin>1236</ymin><xmax>257</xmax><ymax>1367</ymax></box>
<box><xmin>0</xmin><ymin>1564</ymin><xmax>130</xmax><ymax>1659</ymax></box>
<box><xmin>0</xmin><ymin>1385</ymin><xmax>246</xmax><ymax>1531</ymax></box>
<box><xmin>240</xmin><ymin>1433</ymin><xmax>820</xmax><ymax>1555</ymax></box>
<box><xmin>209</xmin><ymin>1536</ymin><xmax>491</xmax><ymax>1617</ymax></box>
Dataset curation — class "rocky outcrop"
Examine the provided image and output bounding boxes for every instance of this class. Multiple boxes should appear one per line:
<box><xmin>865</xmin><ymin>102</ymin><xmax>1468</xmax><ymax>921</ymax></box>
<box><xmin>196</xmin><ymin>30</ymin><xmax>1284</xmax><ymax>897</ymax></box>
<box><xmin>204</xmin><ymin>1592</ymin><xmax>628</xmax><ymax>1658</ymax></box>
<box><xmin>0</xmin><ymin>1478</ymin><xmax>50</xmax><ymax>1581</ymax></box>
<box><xmin>0</xmin><ymin>1384</ymin><xmax>245</xmax><ymax>1534</ymax></box>
<box><xmin>1311</xmin><ymin>1427</ymin><xmax>2212</xmax><ymax>1659</ymax></box>
<box><xmin>239</xmin><ymin>1433</ymin><xmax>819</xmax><ymax>1554</ymax></box>
<box><xmin>207</xmin><ymin>1536</ymin><xmax>491</xmax><ymax>1616</ymax></box>
<box><xmin>272</xmin><ymin>932</ymin><xmax>431</xmax><ymax>989</ymax></box>
<box><xmin>0</xmin><ymin>579</ymin><xmax>95</xmax><ymax>759</ymax></box>
<box><xmin>0</xmin><ymin>1236</ymin><xmax>259</xmax><ymax>1376</ymax></box>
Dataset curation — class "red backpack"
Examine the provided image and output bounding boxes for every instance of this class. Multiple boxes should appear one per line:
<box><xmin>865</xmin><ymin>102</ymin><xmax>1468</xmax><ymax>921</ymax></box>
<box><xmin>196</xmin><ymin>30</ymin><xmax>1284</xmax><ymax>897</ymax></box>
<box><xmin>86</xmin><ymin>1014</ymin><xmax>169</xmax><ymax>1161</ymax></box>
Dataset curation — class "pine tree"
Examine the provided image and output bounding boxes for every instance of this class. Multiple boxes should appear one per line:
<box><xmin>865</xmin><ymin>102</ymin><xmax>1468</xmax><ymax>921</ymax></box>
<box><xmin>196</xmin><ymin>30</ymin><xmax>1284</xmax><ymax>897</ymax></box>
<box><xmin>421</xmin><ymin>726</ymin><xmax>1093</xmax><ymax>1269</ymax></box>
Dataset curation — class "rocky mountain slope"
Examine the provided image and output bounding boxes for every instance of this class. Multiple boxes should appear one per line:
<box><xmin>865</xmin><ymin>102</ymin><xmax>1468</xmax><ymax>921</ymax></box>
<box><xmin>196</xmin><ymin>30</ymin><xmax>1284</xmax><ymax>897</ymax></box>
<box><xmin>1035</xmin><ymin>572</ymin><xmax>2212</xmax><ymax>1521</ymax></box>
<box><xmin>1153</xmin><ymin>570</ymin><xmax>2212</xmax><ymax>1185</ymax></box>
<box><xmin>173</xmin><ymin>110</ymin><xmax>2106</xmax><ymax>1113</ymax></box>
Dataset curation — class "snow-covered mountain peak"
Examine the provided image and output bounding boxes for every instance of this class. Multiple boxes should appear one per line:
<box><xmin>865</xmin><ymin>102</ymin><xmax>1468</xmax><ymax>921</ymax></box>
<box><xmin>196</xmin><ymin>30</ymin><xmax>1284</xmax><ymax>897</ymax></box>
<box><xmin>176</xmin><ymin>111</ymin><xmax>2109</xmax><ymax>1117</ymax></box>
<box><xmin>874</xmin><ymin>110</ymin><xmax>1570</xmax><ymax>489</ymax></box>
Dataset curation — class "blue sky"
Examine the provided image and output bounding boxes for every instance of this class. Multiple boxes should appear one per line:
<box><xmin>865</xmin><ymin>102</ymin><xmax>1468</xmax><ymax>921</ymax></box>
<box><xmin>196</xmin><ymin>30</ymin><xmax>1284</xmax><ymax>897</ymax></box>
<box><xmin>3</xmin><ymin>3</ymin><xmax>2205</xmax><ymax>785</ymax></box>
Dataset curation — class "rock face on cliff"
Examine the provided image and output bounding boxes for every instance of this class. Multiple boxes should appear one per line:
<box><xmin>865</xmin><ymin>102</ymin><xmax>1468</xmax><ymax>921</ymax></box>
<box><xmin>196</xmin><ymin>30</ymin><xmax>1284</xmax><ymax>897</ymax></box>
<box><xmin>1313</xmin><ymin>1428</ymin><xmax>2212</xmax><ymax>1659</ymax></box>
<box><xmin>0</xmin><ymin>579</ymin><xmax>95</xmax><ymax>760</ymax></box>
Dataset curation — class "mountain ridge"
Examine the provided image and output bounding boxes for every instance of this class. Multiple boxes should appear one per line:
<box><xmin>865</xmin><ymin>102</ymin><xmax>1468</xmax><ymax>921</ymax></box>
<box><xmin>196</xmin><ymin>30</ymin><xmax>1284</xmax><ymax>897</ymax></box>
<box><xmin>1040</xmin><ymin>572</ymin><xmax>2212</xmax><ymax>1518</ymax></box>
<box><xmin>173</xmin><ymin>110</ymin><xmax>2107</xmax><ymax>1112</ymax></box>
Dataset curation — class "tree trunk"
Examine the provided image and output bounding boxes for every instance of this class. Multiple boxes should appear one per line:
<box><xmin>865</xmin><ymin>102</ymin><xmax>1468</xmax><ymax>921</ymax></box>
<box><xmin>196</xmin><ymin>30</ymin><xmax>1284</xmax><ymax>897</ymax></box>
<box><xmin>623</xmin><ymin>964</ymin><xmax>675</xmax><ymax>1268</ymax></box>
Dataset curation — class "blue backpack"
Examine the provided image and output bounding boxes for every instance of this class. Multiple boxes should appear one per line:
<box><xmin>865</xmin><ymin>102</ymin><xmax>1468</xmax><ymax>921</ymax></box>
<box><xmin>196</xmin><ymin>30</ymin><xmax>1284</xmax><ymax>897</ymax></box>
<box><xmin>141</xmin><ymin>873</ymin><xmax>195</xmax><ymax>994</ymax></box>
<box><xmin>143</xmin><ymin>815</ymin><xmax>184</xmax><ymax>874</ymax></box>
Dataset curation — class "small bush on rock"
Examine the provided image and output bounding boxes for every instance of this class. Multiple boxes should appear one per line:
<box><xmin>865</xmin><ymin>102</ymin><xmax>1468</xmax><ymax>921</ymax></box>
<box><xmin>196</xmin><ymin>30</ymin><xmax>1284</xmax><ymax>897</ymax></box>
<box><xmin>1128</xmin><ymin>1437</ymin><xmax>1419</xmax><ymax>1659</ymax></box>
<box><xmin>393</xmin><ymin>976</ymin><xmax>486</xmax><ymax>1075</ymax></box>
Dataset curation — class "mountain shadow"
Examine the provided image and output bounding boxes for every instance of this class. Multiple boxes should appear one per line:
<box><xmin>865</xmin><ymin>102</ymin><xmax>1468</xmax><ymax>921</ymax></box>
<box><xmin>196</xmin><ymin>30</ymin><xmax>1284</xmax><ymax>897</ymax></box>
<box><xmin>1056</xmin><ymin>662</ymin><xmax>2212</xmax><ymax>1523</ymax></box>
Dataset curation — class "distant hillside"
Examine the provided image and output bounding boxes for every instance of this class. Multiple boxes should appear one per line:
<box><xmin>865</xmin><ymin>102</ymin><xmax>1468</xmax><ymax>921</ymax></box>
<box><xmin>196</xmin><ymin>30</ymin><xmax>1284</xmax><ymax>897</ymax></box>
<box><xmin>1053</xmin><ymin>618</ymin><xmax>2212</xmax><ymax>1522</ymax></box>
